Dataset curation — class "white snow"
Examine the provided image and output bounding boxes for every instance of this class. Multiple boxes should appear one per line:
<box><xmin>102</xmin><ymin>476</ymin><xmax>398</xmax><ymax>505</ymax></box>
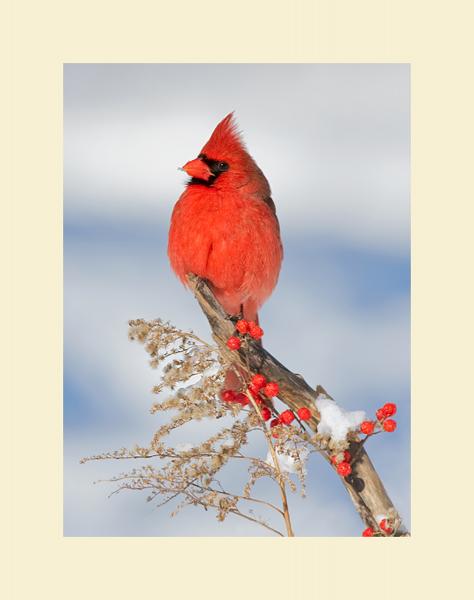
<box><xmin>315</xmin><ymin>394</ymin><xmax>366</xmax><ymax>442</ymax></box>
<box><xmin>266</xmin><ymin>445</ymin><xmax>309</xmax><ymax>474</ymax></box>
<box><xmin>176</xmin><ymin>361</ymin><xmax>220</xmax><ymax>391</ymax></box>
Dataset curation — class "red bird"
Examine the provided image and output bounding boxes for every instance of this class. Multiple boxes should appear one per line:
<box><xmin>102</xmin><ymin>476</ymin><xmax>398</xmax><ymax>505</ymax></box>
<box><xmin>168</xmin><ymin>112</ymin><xmax>283</xmax><ymax>329</ymax></box>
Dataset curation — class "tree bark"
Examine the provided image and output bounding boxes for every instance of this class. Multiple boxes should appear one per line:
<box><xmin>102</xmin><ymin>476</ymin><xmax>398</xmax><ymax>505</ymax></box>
<box><xmin>188</xmin><ymin>274</ymin><xmax>409</xmax><ymax>536</ymax></box>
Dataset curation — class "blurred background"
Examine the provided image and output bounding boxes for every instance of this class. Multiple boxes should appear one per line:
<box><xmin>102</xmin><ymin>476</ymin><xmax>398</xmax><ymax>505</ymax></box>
<box><xmin>64</xmin><ymin>63</ymin><xmax>410</xmax><ymax>536</ymax></box>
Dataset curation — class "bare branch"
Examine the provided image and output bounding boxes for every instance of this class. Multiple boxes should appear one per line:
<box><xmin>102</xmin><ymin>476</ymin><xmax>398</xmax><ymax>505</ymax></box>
<box><xmin>187</xmin><ymin>274</ymin><xmax>409</xmax><ymax>536</ymax></box>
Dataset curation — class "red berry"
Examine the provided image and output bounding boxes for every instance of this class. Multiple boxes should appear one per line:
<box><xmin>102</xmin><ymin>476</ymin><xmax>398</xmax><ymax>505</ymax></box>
<box><xmin>297</xmin><ymin>406</ymin><xmax>312</xmax><ymax>421</ymax></box>
<box><xmin>362</xmin><ymin>527</ymin><xmax>374</xmax><ymax>537</ymax></box>
<box><xmin>263</xmin><ymin>382</ymin><xmax>279</xmax><ymax>397</ymax></box>
<box><xmin>280</xmin><ymin>410</ymin><xmax>295</xmax><ymax>425</ymax></box>
<box><xmin>379</xmin><ymin>519</ymin><xmax>393</xmax><ymax>534</ymax></box>
<box><xmin>260</xmin><ymin>406</ymin><xmax>272</xmax><ymax>421</ymax></box>
<box><xmin>235</xmin><ymin>393</ymin><xmax>249</xmax><ymax>406</ymax></box>
<box><xmin>251</xmin><ymin>373</ymin><xmax>267</xmax><ymax>390</ymax></box>
<box><xmin>247</xmin><ymin>387</ymin><xmax>263</xmax><ymax>405</ymax></box>
<box><xmin>360</xmin><ymin>421</ymin><xmax>375</xmax><ymax>435</ymax></box>
<box><xmin>336</xmin><ymin>461</ymin><xmax>352</xmax><ymax>477</ymax></box>
<box><xmin>382</xmin><ymin>402</ymin><xmax>397</xmax><ymax>417</ymax></box>
<box><xmin>383</xmin><ymin>419</ymin><xmax>397</xmax><ymax>432</ymax></box>
<box><xmin>235</xmin><ymin>319</ymin><xmax>249</xmax><ymax>334</ymax></box>
<box><xmin>226</xmin><ymin>336</ymin><xmax>241</xmax><ymax>351</ymax></box>
<box><xmin>330</xmin><ymin>451</ymin><xmax>351</xmax><ymax>464</ymax></box>
<box><xmin>269</xmin><ymin>417</ymin><xmax>281</xmax><ymax>438</ymax></box>
<box><xmin>248</xmin><ymin>383</ymin><xmax>261</xmax><ymax>396</ymax></box>
<box><xmin>376</xmin><ymin>408</ymin><xmax>386</xmax><ymax>421</ymax></box>
<box><xmin>249</xmin><ymin>325</ymin><xmax>264</xmax><ymax>340</ymax></box>
<box><xmin>220</xmin><ymin>390</ymin><xmax>236</xmax><ymax>403</ymax></box>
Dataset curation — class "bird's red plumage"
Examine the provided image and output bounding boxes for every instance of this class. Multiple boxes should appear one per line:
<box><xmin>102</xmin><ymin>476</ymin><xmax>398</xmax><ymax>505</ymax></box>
<box><xmin>168</xmin><ymin>113</ymin><xmax>283</xmax><ymax>323</ymax></box>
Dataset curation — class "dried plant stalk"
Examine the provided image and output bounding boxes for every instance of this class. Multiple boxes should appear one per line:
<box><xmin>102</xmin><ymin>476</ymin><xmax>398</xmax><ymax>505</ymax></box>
<box><xmin>83</xmin><ymin>315</ymin><xmax>315</xmax><ymax>536</ymax></box>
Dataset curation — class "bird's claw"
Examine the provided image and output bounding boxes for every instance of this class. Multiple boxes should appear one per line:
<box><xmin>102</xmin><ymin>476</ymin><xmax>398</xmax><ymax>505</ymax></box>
<box><xmin>226</xmin><ymin>313</ymin><xmax>243</xmax><ymax>324</ymax></box>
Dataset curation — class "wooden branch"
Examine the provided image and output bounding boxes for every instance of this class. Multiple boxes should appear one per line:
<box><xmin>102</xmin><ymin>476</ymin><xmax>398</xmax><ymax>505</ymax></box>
<box><xmin>188</xmin><ymin>274</ymin><xmax>409</xmax><ymax>536</ymax></box>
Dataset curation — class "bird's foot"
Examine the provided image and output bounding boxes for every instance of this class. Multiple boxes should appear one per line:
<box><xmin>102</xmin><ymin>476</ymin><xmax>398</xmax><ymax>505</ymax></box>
<box><xmin>226</xmin><ymin>312</ymin><xmax>243</xmax><ymax>325</ymax></box>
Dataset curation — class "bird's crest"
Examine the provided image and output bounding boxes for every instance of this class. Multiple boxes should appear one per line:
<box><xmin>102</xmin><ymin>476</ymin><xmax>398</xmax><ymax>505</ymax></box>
<box><xmin>200</xmin><ymin>112</ymin><xmax>247</xmax><ymax>160</ymax></box>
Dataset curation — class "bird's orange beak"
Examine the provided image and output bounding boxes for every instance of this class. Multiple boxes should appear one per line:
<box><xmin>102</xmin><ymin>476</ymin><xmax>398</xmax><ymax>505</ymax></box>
<box><xmin>182</xmin><ymin>158</ymin><xmax>212</xmax><ymax>180</ymax></box>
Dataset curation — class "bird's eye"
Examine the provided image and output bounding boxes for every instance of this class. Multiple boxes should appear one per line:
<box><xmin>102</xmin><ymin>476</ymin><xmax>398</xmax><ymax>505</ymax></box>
<box><xmin>218</xmin><ymin>161</ymin><xmax>229</xmax><ymax>171</ymax></box>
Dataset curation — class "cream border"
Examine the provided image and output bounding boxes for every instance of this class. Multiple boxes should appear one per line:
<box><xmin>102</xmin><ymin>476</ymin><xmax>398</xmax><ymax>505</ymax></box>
<box><xmin>7</xmin><ymin>0</ymin><xmax>472</xmax><ymax>598</ymax></box>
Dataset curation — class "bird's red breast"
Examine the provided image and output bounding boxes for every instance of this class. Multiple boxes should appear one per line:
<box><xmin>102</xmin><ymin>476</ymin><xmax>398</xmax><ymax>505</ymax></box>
<box><xmin>168</xmin><ymin>113</ymin><xmax>283</xmax><ymax>323</ymax></box>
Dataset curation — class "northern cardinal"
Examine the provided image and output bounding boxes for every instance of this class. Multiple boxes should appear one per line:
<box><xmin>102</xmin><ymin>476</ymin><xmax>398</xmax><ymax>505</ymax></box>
<box><xmin>168</xmin><ymin>113</ymin><xmax>283</xmax><ymax>385</ymax></box>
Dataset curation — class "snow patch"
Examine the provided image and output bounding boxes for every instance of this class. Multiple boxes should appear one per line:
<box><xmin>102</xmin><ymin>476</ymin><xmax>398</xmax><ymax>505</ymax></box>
<box><xmin>266</xmin><ymin>445</ymin><xmax>309</xmax><ymax>474</ymax></box>
<box><xmin>315</xmin><ymin>395</ymin><xmax>366</xmax><ymax>441</ymax></box>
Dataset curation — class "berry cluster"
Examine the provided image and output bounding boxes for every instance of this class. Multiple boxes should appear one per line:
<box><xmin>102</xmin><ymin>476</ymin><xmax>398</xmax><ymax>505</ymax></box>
<box><xmin>220</xmin><ymin>372</ymin><xmax>280</xmax><ymax>421</ymax></box>
<box><xmin>226</xmin><ymin>319</ymin><xmax>264</xmax><ymax>351</ymax></box>
<box><xmin>362</xmin><ymin>517</ymin><xmax>395</xmax><ymax>537</ymax></box>
<box><xmin>224</xmin><ymin>321</ymin><xmax>315</xmax><ymax>431</ymax></box>
<box><xmin>221</xmin><ymin>370</ymin><xmax>314</xmax><ymax>437</ymax></box>
<box><xmin>330</xmin><ymin>450</ymin><xmax>353</xmax><ymax>477</ymax></box>
<box><xmin>359</xmin><ymin>402</ymin><xmax>398</xmax><ymax>437</ymax></box>
<box><xmin>330</xmin><ymin>403</ymin><xmax>399</xmax><ymax>480</ymax></box>
<box><xmin>270</xmin><ymin>407</ymin><xmax>312</xmax><ymax>438</ymax></box>
<box><xmin>249</xmin><ymin>372</ymin><xmax>279</xmax><ymax>400</ymax></box>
